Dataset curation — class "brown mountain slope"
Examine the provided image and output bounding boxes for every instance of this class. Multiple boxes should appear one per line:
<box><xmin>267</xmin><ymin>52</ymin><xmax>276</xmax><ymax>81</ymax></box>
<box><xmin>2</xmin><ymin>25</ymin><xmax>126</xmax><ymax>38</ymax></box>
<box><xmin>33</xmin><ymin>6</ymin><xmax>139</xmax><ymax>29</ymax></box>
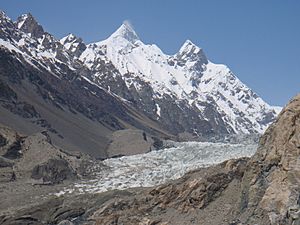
<box><xmin>0</xmin><ymin>47</ymin><xmax>172</xmax><ymax>158</ymax></box>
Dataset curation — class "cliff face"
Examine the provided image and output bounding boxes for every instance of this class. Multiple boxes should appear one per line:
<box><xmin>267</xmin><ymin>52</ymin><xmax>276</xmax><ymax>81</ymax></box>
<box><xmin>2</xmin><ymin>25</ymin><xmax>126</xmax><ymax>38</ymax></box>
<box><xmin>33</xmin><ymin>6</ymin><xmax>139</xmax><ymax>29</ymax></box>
<box><xmin>238</xmin><ymin>94</ymin><xmax>300</xmax><ymax>224</ymax></box>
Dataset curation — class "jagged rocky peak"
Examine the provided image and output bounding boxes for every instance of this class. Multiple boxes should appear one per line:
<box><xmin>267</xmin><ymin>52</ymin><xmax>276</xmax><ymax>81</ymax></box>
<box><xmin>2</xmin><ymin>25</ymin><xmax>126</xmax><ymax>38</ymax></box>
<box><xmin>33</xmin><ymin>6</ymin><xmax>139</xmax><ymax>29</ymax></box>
<box><xmin>16</xmin><ymin>13</ymin><xmax>44</xmax><ymax>38</ymax></box>
<box><xmin>0</xmin><ymin>10</ymin><xmax>10</xmax><ymax>21</ymax></box>
<box><xmin>60</xmin><ymin>33</ymin><xmax>80</xmax><ymax>44</ymax></box>
<box><xmin>60</xmin><ymin>33</ymin><xmax>86</xmax><ymax>57</ymax></box>
<box><xmin>0</xmin><ymin>11</ymin><xmax>15</xmax><ymax>33</ymax></box>
<box><xmin>176</xmin><ymin>39</ymin><xmax>208</xmax><ymax>65</ymax></box>
<box><xmin>109</xmin><ymin>21</ymin><xmax>140</xmax><ymax>43</ymax></box>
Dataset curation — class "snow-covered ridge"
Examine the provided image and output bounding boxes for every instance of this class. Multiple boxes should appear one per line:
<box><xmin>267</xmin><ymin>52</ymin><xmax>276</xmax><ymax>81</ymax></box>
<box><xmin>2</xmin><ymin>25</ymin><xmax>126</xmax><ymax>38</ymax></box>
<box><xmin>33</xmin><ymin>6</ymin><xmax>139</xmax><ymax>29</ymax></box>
<box><xmin>0</xmin><ymin>11</ymin><xmax>281</xmax><ymax>136</ymax></box>
<box><xmin>75</xmin><ymin>22</ymin><xmax>281</xmax><ymax>134</ymax></box>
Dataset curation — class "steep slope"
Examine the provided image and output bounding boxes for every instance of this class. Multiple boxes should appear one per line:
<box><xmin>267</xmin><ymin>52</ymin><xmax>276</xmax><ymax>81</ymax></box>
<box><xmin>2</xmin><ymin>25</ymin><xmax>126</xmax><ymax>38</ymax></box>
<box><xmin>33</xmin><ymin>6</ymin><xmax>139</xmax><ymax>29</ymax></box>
<box><xmin>0</xmin><ymin>12</ymin><xmax>171</xmax><ymax>158</ymax></box>
<box><xmin>73</xmin><ymin>22</ymin><xmax>280</xmax><ymax>138</ymax></box>
<box><xmin>237</xmin><ymin>93</ymin><xmax>300</xmax><ymax>224</ymax></box>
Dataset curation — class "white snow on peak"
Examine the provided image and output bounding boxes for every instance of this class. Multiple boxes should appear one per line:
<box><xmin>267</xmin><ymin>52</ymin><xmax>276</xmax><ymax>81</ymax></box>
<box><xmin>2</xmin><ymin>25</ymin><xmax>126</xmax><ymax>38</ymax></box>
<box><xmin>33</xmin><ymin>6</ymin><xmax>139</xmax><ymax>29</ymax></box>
<box><xmin>0</xmin><ymin>11</ymin><xmax>12</xmax><ymax>22</ymax></box>
<box><xmin>273</xmin><ymin>106</ymin><xmax>283</xmax><ymax>115</ymax></box>
<box><xmin>60</xmin><ymin>33</ymin><xmax>76</xmax><ymax>44</ymax></box>
<box><xmin>92</xmin><ymin>22</ymin><xmax>141</xmax><ymax>54</ymax></box>
<box><xmin>0</xmin><ymin>13</ymin><xmax>280</xmax><ymax>135</ymax></box>
<box><xmin>109</xmin><ymin>21</ymin><xmax>140</xmax><ymax>43</ymax></box>
<box><xmin>79</xmin><ymin>24</ymin><xmax>280</xmax><ymax>134</ymax></box>
<box><xmin>60</xmin><ymin>33</ymin><xmax>79</xmax><ymax>52</ymax></box>
<box><xmin>178</xmin><ymin>39</ymin><xmax>201</xmax><ymax>54</ymax></box>
<box><xmin>16</xmin><ymin>14</ymin><xmax>28</xmax><ymax>29</ymax></box>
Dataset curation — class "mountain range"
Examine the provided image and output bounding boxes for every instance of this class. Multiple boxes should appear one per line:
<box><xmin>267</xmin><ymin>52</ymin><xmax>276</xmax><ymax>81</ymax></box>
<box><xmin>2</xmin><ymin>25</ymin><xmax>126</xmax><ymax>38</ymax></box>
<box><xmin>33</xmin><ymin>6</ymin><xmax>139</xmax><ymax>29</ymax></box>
<box><xmin>0</xmin><ymin>11</ymin><xmax>281</xmax><ymax>157</ymax></box>
<box><xmin>1</xmin><ymin>11</ymin><xmax>299</xmax><ymax>225</ymax></box>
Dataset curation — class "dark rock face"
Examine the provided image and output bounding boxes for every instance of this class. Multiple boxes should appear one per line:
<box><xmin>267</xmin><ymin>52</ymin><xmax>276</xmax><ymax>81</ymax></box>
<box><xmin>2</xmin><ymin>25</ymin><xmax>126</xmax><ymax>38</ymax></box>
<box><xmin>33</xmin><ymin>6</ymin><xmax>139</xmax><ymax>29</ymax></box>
<box><xmin>31</xmin><ymin>158</ymin><xmax>76</xmax><ymax>184</ymax></box>
<box><xmin>0</xmin><ymin>198</ymin><xmax>85</xmax><ymax>225</ymax></box>
<box><xmin>2</xmin><ymin>136</ymin><xmax>23</xmax><ymax>159</ymax></box>
<box><xmin>16</xmin><ymin>13</ymin><xmax>44</xmax><ymax>38</ymax></box>
<box><xmin>0</xmin><ymin>134</ymin><xmax>7</xmax><ymax>147</ymax></box>
<box><xmin>60</xmin><ymin>34</ymin><xmax>87</xmax><ymax>58</ymax></box>
<box><xmin>0</xmin><ymin>156</ymin><xmax>13</xmax><ymax>168</ymax></box>
<box><xmin>2</xmin><ymin>101</ymin><xmax>40</xmax><ymax>119</ymax></box>
<box><xmin>0</xmin><ymin>79</ymin><xmax>17</xmax><ymax>100</ymax></box>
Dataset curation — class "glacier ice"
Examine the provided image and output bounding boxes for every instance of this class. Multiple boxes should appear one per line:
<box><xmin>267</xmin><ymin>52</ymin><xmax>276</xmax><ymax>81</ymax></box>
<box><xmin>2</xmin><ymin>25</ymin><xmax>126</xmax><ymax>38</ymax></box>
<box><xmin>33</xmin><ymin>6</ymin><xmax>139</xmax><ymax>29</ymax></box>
<box><xmin>57</xmin><ymin>141</ymin><xmax>257</xmax><ymax>196</ymax></box>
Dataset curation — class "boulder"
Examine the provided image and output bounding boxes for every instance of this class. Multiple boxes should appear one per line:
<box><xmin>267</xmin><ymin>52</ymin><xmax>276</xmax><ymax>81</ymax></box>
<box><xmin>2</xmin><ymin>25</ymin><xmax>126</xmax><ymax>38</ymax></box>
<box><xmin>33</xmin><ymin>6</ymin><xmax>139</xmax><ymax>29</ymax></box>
<box><xmin>31</xmin><ymin>158</ymin><xmax>76</xmax><ymax>184</ymax></box>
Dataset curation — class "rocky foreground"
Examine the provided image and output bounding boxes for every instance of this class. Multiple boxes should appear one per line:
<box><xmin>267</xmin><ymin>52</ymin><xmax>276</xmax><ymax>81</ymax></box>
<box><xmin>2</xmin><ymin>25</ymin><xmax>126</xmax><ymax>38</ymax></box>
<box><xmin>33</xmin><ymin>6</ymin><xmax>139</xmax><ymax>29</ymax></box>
<box><xmin>1</xmin><ymin>94</ymin><xmax>299</xmax><ymax>225</ymax></box>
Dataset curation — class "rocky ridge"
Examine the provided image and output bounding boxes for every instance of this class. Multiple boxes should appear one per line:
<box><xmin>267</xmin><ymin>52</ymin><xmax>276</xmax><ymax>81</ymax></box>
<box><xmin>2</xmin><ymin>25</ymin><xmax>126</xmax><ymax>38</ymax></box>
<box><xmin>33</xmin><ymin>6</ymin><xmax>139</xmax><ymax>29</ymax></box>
<box><xmin>237</xmin><ymin>93</ymin><xmax>300</xmax><ymax>224</ymax></box>
<box><xmin>75</xmin><ymin>21</ymin><xmax>281</xmax><ymax>136</ymax></box>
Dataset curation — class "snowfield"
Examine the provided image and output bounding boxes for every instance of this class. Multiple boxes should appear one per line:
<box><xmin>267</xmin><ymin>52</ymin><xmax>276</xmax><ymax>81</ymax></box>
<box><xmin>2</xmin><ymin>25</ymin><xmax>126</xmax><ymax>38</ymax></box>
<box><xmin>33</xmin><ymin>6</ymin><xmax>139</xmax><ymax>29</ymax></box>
<box><xmin>56</xmin><ymin>142</ymin><xmax>257</xmax><ymax>196</ymax></box>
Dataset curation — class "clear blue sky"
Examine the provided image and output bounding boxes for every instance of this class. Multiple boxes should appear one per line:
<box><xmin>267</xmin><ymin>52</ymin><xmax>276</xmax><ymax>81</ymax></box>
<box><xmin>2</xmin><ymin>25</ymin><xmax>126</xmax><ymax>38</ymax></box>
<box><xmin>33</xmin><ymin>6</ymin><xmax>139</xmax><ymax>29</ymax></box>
<box><xmin>1</xmin><ymin>0</ymin><xmax>299</xmax><ymax>106</ymax></box>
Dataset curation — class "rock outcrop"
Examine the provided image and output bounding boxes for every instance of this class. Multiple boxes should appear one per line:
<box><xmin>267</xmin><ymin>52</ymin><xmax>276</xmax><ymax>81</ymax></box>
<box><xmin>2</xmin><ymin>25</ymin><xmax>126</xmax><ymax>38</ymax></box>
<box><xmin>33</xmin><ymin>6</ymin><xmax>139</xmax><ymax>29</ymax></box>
<box><xmin>237</xmin><ymin>93</ymin><xmax>300</xmax><ymax>224</ymax></box>
<box><xmin>90</xmin><ymin>158</ymin><xmax>249</xmax><ymax>225</ymax></box>
<box><xmin>0</xmin><ymin>124</ymin><xmax>92</xmax><ymax>184</ymax></box>
<box><xmin>31</xmin><ymin>158</ymin><xmax>76</xmax><ymax>184</ymax></box>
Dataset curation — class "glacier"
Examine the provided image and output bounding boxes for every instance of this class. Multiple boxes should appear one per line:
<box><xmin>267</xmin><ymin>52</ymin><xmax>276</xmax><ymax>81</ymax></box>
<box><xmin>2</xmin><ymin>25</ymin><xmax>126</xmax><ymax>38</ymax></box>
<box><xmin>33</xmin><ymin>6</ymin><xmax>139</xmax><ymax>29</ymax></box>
<box><xmin>56</xmin><ymin>141</ymin><xmax>257</xmax><ymax>196</ymax></box>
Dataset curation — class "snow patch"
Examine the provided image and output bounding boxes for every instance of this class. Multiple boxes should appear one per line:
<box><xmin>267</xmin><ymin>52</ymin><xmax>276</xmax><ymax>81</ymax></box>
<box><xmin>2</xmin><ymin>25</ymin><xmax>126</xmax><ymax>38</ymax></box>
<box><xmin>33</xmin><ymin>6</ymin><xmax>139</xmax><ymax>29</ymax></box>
<box><xmin>155</xmin><ymin>103</ymin><xmax>161</xmax><ymax>117</ymax></box>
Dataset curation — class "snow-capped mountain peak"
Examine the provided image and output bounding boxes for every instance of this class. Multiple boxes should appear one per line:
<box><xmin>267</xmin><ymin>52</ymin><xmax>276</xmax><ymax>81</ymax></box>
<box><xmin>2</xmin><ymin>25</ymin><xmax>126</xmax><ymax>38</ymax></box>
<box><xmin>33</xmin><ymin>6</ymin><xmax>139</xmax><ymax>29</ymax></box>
<box><xmin>176</xmin><ymin>39</ymin><xmax>208</xmax><ymax>65</ymax></box>
<box><xmin>15</xmin><ymin>13</ymin><xmax>29</xmax><ymax>29</ymax></box>
<box><xmin>60</xmin><ymin>33</ymin><xmax>77</xmax><ymax>43</ymax></box>
<box><xmin>16</xmin><ymin>13</ymin><xmax>44</xmax><ymax>38</ymax></box>
<box><xmin>93</xmin><ymin>21</ymin><xmax>142</xmax><ymax>54</ymax></box>
<box><xmin>178</xmin><ymin>40</ymin><xmax>200</xmax><ymax>54</ymax></box>
<box><xmin>77</xmin><ymin>24</ymin><xmax>280</xmax><ymax>135</ymax></box>
<box><xmin>109</xmin><ymin>21</ymin><xmax>140</xmax><ymax>43</ymax></box>
<box><xmin>0</xmin><ymin>10</ymin><xmax>10</xmax><ymax>21</ymax></box>
<box><xmin>60</xmin><ymin>33</ymin><xmax>86</xmax><ymax>57</ymax></box>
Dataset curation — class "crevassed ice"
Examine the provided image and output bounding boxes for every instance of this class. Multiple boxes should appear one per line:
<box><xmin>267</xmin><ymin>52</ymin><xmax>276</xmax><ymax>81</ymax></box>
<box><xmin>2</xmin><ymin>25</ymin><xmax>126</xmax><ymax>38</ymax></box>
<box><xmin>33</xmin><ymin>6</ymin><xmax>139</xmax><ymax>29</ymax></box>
<box><xmin>56</xmin><ymin>142</ymin><xmax>257</xmax><ymax>196</ymax></box>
